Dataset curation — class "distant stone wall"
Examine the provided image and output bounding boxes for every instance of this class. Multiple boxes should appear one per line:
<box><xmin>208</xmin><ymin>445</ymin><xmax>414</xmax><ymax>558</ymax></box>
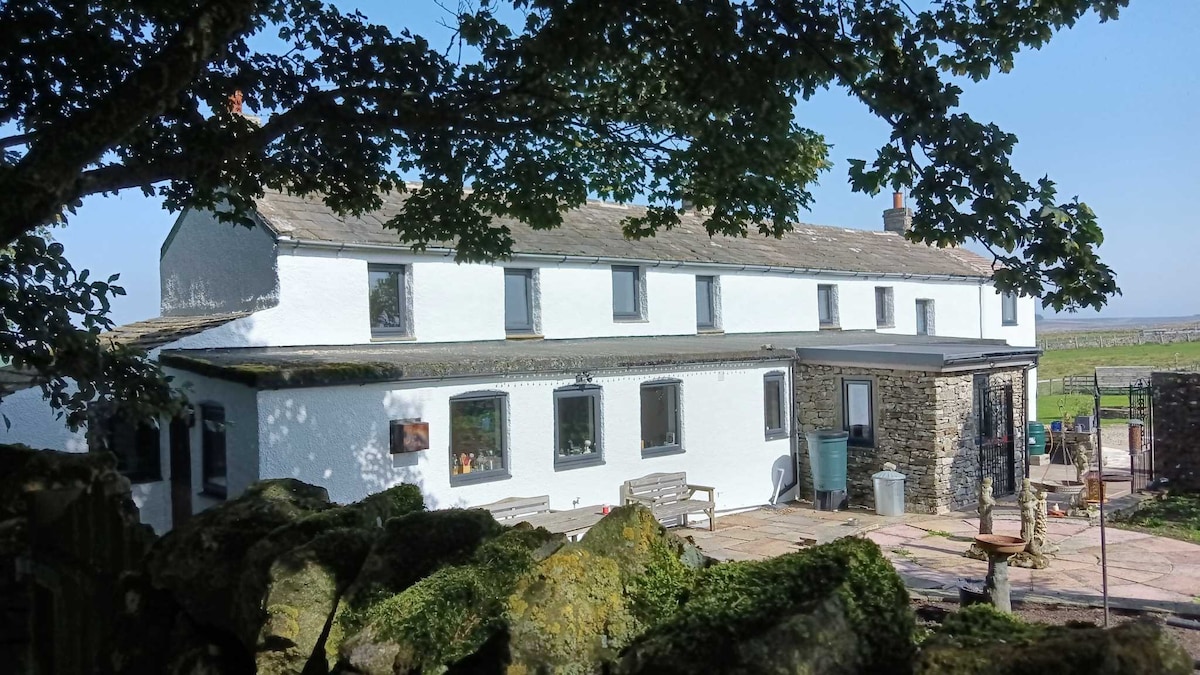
<box><xmin>795</xmin><ymin>365</ymin><xmax>1027</xmax><ymax>515</ymax></box>
<box><xmin>1150</xmin><ymin>371</ymin><xmax>1200</xmax><ymax>491</ymax></box>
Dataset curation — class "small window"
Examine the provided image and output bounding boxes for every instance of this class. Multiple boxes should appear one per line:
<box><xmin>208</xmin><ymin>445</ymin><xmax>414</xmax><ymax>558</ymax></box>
<box><xmin>817</xmin><ymin>284</ymin><xmax>838</xmax><ymax>327</ymax></box>
<box><xmin>201</xmin><ymin>404</ymin><xmax>227</xmax><ymax>498</ymax></box>
<box><xmin>915</xmin><ymin>299</ymin><xmax>935</xmax><ymax>336</ymax></box>
<box><xmin>764</xmin><ymin>372</ymin><xmax>788</xmax><ymax>440</ymax></box>
<box><xmin>695</xmin><ymin>276</ymin><xmax>717</xmax><ymax>330</ymax></box>
<box><xmin>554</xmin><ymin>385</ymin><xmax>603</xmax><ymax>469</ymax></box>
<box><xmin>842</xmin><ymin>379</ymin><xmax>874</xmax><ymax>447</ymax></box>
<box><xmin>504</xmin><ymin>269</ymin><xmax>536</xmax><ymax>334</ymax></box>
<box><xmin>368</xmin><ymin>264</ymin><xmax>410</xmax><ymax>337</ymax></box>
<box><xmin>1001</xmin><ymin>292</ymin><xmax>1018</xmax><ymax>326</ymax></box>
<box><xmin>449</xmin><ymin>392</ymin><xmax>509</xmax><ymax>484</ymax></box>
<box><xmin>89</xmin><ymin>408</ymin><xmax>161</xmax><ymax>483</ymax></box>
<box><xmin>875</xmin><ymin>287</ymin><xmax>894</xmax><ymax>328</ymax></box>
<box><xmin>612</xmin><ymin>266</ymin><xmax>643</xmax><ymax>320</ymax></box>
<box><xmin>641</xmin><ymin>380</ymin><xmax>682</xmax><ymax>456</ymax></box>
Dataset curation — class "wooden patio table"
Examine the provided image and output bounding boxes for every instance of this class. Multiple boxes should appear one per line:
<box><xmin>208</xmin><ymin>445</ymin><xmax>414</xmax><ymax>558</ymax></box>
<box><xmin>513</xmin><ymin>505</ymin><xmax>606</xmax><ymax>540</ymax></box>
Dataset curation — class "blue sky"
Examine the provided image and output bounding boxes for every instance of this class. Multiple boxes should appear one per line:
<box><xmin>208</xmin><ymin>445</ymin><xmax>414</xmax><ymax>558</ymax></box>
<box><xmin>54</xmin><ymin>1</ymin><xmax>1198</xmax><ymax>326</ymax></box>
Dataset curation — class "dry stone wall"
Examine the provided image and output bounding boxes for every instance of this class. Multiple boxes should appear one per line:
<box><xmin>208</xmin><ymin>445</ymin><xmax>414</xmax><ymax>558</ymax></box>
<box><xmin>1150</xmin><ymin>371</ymin><xmax>1200</xmax><ymax>491</ymax></box>
<box><xmin>794</xmin><ymin>364</ymin><xmax>1027</xmax><ymax>514</ymax></box>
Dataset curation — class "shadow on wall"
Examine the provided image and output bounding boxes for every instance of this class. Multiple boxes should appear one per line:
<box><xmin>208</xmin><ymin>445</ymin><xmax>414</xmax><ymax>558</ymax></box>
<box><xmin>260</xmin><ymin>391</ymin><xmax>455</xmax><ymax>511</ymax></box>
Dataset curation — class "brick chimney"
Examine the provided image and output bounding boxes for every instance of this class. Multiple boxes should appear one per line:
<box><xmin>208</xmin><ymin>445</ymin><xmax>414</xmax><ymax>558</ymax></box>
<box><xmin>883</xmin><ymin>191</ymin><xmax>913</xmax><ymax>233</ymax></box>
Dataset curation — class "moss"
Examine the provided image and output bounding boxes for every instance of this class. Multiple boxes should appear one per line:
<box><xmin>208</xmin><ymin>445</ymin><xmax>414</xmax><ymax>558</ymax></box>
<box><xmin>339</xmin><ymin>526</ymin><xmax>562</xmax><ymax>673</ymax></box>
<box><xmin>931</xmin><ymin>604</ymin><xmax>1043</xmax><ymax>646</ymax></box>
<box><xmin>617</xmin><ymin>537</ymin><xmax>915</xmax><ymax>675</ymax></box>
<box><xmin>917</xmin><ymin>618</ymin><xmax>1193</xmax><ymax>674</ymax></box>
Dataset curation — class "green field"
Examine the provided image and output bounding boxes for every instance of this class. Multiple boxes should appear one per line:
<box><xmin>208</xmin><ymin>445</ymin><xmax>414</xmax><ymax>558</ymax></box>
<box><xmin>1037</xmin><ymin>340</ymin><xmax>1200</xmax><ymax>381</ymax></box>
<box><xmin>1035</xmin><ymin>393</ymin><xmax>1128</xmax><ymax>425</ymax></box>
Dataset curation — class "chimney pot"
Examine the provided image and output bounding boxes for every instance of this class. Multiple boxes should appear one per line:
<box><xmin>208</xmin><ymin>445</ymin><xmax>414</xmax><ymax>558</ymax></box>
<box><xmin>892</xmin><ymin>191</ymin><xmax>904</xmax><ymax>209</ymax></box>
<box><xmin>883</xmin><ymin>192</ymin><xmax>913</xmax><ymax>233</ymax></box>
<box><xmin>227</xmin><ymin>90</ymin><xmax>243</xmax><ymax>115</ymax></box>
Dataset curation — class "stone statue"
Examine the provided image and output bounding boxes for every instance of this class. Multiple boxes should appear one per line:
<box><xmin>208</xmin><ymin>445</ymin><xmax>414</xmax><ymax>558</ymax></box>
<box><xmin>978</xmin><ymin>476</ymin><xmax>995</xmax><ymax>535</ymax></box>
<box><xmin>1034</xmin><ymin>489</ymin><xmax>1056</xmax><ymax>555</ymax></box>
<box><xmin>1018</xmin><ymin>478</ymin><xmax>1036</xmax><ymax>547</ymax></box>
<box><xmin>1072</xmin><ymin>442</ymin><xmax>1090</xmax><ymax>483</ymax></box>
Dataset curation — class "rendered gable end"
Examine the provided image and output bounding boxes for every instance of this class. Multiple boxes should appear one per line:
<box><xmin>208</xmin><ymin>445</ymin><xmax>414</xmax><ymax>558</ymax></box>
<box><xmin>160</xmin><ymin>207</ymin><xmax>280</xmax><ymax>316</ymax></box>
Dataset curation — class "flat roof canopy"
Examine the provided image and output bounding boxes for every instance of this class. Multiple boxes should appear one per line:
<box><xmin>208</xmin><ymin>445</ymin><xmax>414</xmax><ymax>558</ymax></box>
<box><xmin>159</xmin><ymin>330</ymin><xmax>1037</xmax><ymax>389</ymax></box>
<box><xmin>794</xmin><ymin>342</ymin><xmax>1040</xmax><ymax>372</ymax></box>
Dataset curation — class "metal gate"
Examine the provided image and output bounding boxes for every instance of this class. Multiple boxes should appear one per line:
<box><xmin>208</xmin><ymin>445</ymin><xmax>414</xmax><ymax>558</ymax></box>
<box><xmin>1128</xmin><ymin>379</ymin><xmax>1154</xmax><ymax>491</ymax></box>
<box><xmin>979</xmin><ymin>383</ymin><xmax>1016</xmax><ymax>497</ymax></box>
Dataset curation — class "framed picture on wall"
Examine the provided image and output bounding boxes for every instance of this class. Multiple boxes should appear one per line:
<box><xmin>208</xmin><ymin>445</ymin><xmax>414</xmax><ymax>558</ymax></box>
<box><xmin>390</xmin><ymin>420</ymin><xmax>430</xmax><ymax>454</ymax></box>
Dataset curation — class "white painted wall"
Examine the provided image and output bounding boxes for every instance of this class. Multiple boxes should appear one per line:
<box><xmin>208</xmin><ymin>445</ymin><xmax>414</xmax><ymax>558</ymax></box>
<box><xmin>539</xmin><ymin>264</ymin><xmax>697</xmax><ymax>339</ymax></box>
<box><xmin>256</xmin><ymin>362</ymin><xmax>796</xmax><ymax>514</ymax></box>
<box><xmin>160</xmin><ymin>209</ymin><xmax>280</xmax><ymax>316</ymax></box>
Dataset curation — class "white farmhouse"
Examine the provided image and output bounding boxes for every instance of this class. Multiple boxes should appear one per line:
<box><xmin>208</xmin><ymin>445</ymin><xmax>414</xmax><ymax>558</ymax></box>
<box><xmin>3</xmin><ymin>191</ymin><xmax>1038</xmax><ymax>533</ymax></box>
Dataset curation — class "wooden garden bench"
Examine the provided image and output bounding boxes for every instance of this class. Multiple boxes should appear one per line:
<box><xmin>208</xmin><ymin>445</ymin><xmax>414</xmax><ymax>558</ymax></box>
<box><xmin>479</xmin><ymin>495</ymin><xmax>552</xmax><ymax>523</ymax></box>
<box><xmin>621</xmin><ymin>472</ymin><xmax>716</xmax><ymax>531</ymax></box>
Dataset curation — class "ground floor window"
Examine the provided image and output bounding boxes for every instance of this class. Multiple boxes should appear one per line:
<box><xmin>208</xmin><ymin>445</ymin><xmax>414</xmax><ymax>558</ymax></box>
<box><xmin>640</xmin><ymin>380</ymin><xmax>681</xmax><ymax>456</ymax></box>
<box><xmin>89</xmin><ymin>408</ymin><xmax>161</xmax><ymax>483</ymax></box>
<box><xmin>764</xmin><ymin>372</ymin><xmax>788</xmax><ymax>439</ymax></box>
<box><xmin>842</xmin><ymin>379</ymin><xmax>875</xmax><ymax>447</ymax></box>
<box><xmin>200</xmin><ymin>404</ymin><xmax>227</xmax><ymax>497</ymax></box>
<box><xmin>555</xmin><ymin>385</ymin><xmax>603</xmax><ymax>468</ymax></box>
<box><xmin>450</xmin><ymin>392</ymin><xmax>508</xmax><ymax>483</ymax></box>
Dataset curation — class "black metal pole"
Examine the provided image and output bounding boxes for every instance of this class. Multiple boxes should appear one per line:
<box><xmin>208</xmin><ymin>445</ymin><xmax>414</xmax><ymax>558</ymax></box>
<box><xmin>1095</xmin><ymin>374</ymin><xmax>1110</xmax><ymax>627</ymax></box>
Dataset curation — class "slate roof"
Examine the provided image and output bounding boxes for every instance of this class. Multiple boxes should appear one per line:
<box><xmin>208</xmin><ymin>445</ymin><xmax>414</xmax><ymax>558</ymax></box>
<box><xmin>158</xmin><ymin>331</ymin><xmax>1024</xmax><ymax>389</ymax></box>
<box><xmin>101</xmin><ymin>312</ymin><xmax>249</xmax><ymax>352</ymax></box>
<box><xmin>253</xmin><ymin>190</ymin><xmax>995</xmax><ymax>279</ymax></box>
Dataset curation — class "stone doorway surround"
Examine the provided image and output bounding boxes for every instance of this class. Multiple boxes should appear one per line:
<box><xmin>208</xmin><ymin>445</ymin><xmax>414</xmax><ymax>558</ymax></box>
<box><xmin>791</xmin><ymin>342</ymin><xmax>1038</xmax><ymax>515</ymax></box>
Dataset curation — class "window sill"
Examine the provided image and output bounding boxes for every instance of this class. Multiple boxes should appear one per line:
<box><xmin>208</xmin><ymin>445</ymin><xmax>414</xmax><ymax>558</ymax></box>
<box><xmin>697</xmin><ymin>328</ymin><xmax>724</xmax><ymax>335</ymax></box>
<box><xmin>450</xmin><ymin>470</ymin><xmax>511</xmax><ymax>487</ymax></box>
<box><xmin>554</xmin><ymin>456</ymin><xmax>605</xmax><ymax>471</ymax></box>
<box><xmin>201</xmin><ymin>486</ymin><xmax>227</xmax><ymax>499</ymax></box>
<box><xmin>642</xmin><ymin>445</ymin><xmax>685</xmax><ymax>459</ymax></box>
<box><xmin>505</xmin><ymin>332</ymin><xmax>544</xmax><ymax>340</ymax></box>
<box><xmin>765</xmin><ymin>430</ymin><xmax>789</xmax><ymax>441</ymax></box>
<box><xmin>1001</xmin><ymin>321</ymin><xmax>1019</xmax><ymax>327</ymax></box>
<box><xmin>613</xmin><ymin>316</ymin><xmax>649</xmax><ymax>323</ymax></box>
<box><xmin>876</xmin><ymin>323</ymin><xmax>895</xmax><ymax>330</ymax></box>
<box><xmin>126</xmin><ymin>474</ymin><xmax>164</xmax><ymax>484</ymax></box>
<box><xmin>818</xmin><ymin>324</ymin><xmax>841</xmax><ymax>331</ymax></box>
<box><xmin>371</xmin><ymin>334</ymin><xmax>416</xmax><ymax>343</ymax></box>
<box><xmin>847</xmin><ymin>442</ymin><xmax>875</xmax><ymax>450</ymax></box>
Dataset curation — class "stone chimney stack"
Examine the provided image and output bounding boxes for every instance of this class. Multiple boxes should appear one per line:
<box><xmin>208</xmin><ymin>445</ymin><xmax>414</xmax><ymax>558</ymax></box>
<box><xmin>883</xmin><ymin>191</ymin><xmax>913</xmax><ymax>233</ymax></box>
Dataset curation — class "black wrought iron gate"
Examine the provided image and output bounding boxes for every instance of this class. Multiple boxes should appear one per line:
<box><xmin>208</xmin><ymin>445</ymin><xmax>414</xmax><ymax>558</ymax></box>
<box><xmin>979</xmin><ymin>383</ymin><xmax>1016</xmax><ymax>497</ymax></box>
<box><xmin>1128</xmin><ymin>379</ymin><xmax>1154</xmax><ymax>491</ymax></box>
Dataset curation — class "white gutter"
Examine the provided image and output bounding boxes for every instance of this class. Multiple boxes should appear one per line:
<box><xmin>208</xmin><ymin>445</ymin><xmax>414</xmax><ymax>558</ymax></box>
<box><xmin>277</xmin><ymin>236</ymin><xmax>993</xmax><ymax>283</ymax></box>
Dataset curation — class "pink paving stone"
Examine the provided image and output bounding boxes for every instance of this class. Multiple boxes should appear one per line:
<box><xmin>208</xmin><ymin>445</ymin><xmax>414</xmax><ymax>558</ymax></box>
<box><xmin>865</xmin><ymin>532</ymin><xmax>912</xmax><ymax>549</ymax></box>
<box><xmin>1142</xmin><ymin>572</ymin><xmax>1200</xmax><ymax>597</ymax></box>
<box><xmin>1104</xmin><ymin>583</ymin><xmax>1194</xmax><ymax>603</ymax></box>
<box><xmin>1045</xmin><ymin>521</ymin><xmax>1090</xmax><ymax>536</ymax></box>
<box><xmin>1130</xmin><ymin>536</ymin><xmax>1200</xmax><ymax>553</ymax></box>
<box><xmin>1054</xmin><ymin>551</ymin><xmax>1100</xmax><ymax>565</ymax></box>
<box><xmin>1160</xmin><ymin>551</ymin><xmax>1200</xmax><ymax>564</ymax></box>
<box><xmin>875</xmin><ymin>524</ymin><xmax>939</xmax><ymax>540</ymax></box>
<box><xmin>1089</xmin><ymin>527</ymin><xmax>1155</xmax><ymax>543</ymax></box>
<box><xmin>1104</xmin><ymin>566</ymin><xmax>1171</xmax><ymax>585</ymax></box>
<box><xmin>717</xmin><ymin>528</ymin><xmax>764</xmax><ymax>542</ymax></box>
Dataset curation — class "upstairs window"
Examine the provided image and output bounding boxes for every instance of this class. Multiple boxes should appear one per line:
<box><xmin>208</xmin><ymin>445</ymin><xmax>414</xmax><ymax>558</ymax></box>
<box><xmin>764</xmin><ymin>372</ymin><xmax>788</xmax><ymax>440</ymax></box>
<box><xmin>89</xmin><ymin>408</ymin><xmax>161</xmax><ymax>483</ymax></box>
<box><xmin>1001</xmin><ymin>292</ymin><xmax>1019</xmax><ymax>326</ymax></box>
<box><xmin>695</xmin><ymin>276</ymin><xmax>717</xmax><ymax>330</ymax></box>
<box><xmin>554</xmin><ymin>385</ymin><xmax>603</xmax><ymax>469</ymax></box>
<box><xmin>201</xmin><ymin>404</ymin><xmax>227</xmax><ymax>498</ymax></box>
<box><xmin>504</xmin><ymin>269</ymin><xmax>536</xmax><ymax>334</ymax></box>
<box><xmin>641</xmin><ymin>380</ymin><xmax>682</xmax><ymax>456</ymax></box>
<box><xmin>450</xmin><ymin>392</ymin><xmax>509</xmax><ymax>484</ymax></box>
<box><xmin>916</xmin><ymin>299</ymin><xmax>935</xmax><ymax>336</ymax></box>
<box><xmin>368</xmin><ymin>264</ymin><xmax>410</xmax><ymax>337</ymax></box>
<box><xmin>817</xmin><ymin>284</ymin><xmax>838</xmax><ymax>327</ymax></box>
<box><xmin>842</xmin><ymin>379</ymin><xmax>875</xmax><ymax>447</ymax></box>
<box><xmin>612</xmin><ymin>266</ymin><xmax>644</xmax><ymax>320</ymax></box>
<box><xmin>875</xmin><ymin>287</ymin><xmax>894</xmax><ymax>328</ymax></box>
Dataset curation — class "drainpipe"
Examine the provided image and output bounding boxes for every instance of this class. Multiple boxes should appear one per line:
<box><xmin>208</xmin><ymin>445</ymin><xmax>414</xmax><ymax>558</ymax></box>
<box><xmin>775</xmin><ymin>365</ymin><xmax>801</xmax><ymax>504</ymax></box>
<box><xmin>978</xmin><ymin>283</ymin><xmax>986</xmax><ymax>339</ymax></box>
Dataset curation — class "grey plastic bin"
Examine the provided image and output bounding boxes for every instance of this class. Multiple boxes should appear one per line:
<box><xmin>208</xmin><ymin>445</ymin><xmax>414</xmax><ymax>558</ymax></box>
<box><xmin>872</xmin><ymin>469</ymin><xmax>906</xmax><ymax>516</ymax></box>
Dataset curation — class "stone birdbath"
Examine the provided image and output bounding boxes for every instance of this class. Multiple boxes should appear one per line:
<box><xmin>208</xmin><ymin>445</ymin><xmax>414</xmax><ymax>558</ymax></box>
<box><xmin>973</xmin><ymin>534</ymin><xmax>1026</xmax><ymax>613</ymax></box>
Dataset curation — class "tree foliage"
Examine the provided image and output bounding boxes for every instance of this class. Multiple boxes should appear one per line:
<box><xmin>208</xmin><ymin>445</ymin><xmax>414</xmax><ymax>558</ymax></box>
<box><xmin>0</xmin><ymin>0</ymin><xmax>1124</xmax><ymax>423</ymax></box>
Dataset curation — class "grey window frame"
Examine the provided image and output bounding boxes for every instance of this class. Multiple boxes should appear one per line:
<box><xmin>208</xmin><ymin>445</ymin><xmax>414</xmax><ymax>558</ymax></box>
<box><xmin>875</xmin><ymin>286</ymin><xmax>895</xmax><ymax>328</ymax></box>
<box><xmin>841</xmin><ymin>379</ymin><xmax>875</xmax><ymax>448</ymax></box>
<box><xmin>367</xmin><ymin>264</ymin><xmax>411</xmax><ymax>338</ymax></box>
<box><xmin>915</xmin><ymin>299</ymin><xmax>935</xmax><ymax>336</ymax></box>
<box><xmin>611</xmin><ymin>265</ymin><xmax>644</xmax><ymax>320</ymax></box>
<box><xmin>764</xmin><ymin>371</ymin><xmax>789</xmax><ymax>440</ymax></box>
<box><xmin>553</xmin><ymin>384</ymin><xmax>605</xmax><ymax>470</ymax></box>
<box><xmin>1001</xmin><ymin>292</ymin><xmax>1019</xmax><ymax>326</ymax></box>
<box><xmin>448</xmin><ymin>391</ymin><xmax>511</xmax><ymax>486</ymax></box>
<box><xmin>817</xmin><ymin>284</ymin><xmax>839</xmax><ymax>327</ymax></box>
<box><xmin>695</xmin><ymin>275</ymin><xmax>717</xmax><ymax>330</ymax></box>
<box><xmin>640</xmin><ymin>379</ymin><xmax>684</xmax><ymax>457</ymax></box>
<box><xmin>504</xmin><ymin>268</ymin><xmax>536</xmax><ymax>334</ymax></box>
<box><xmin>200</xmin><ymin>403</ymin><xmax>227</xmax><ymax>498</ymax></box>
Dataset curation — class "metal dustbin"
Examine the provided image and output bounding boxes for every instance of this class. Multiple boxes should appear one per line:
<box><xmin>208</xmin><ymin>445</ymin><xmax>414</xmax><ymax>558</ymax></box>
<box><xmin>872</xmin><ymin>468</ymin><xmax>907</xmax><ymax>516</ymax></box>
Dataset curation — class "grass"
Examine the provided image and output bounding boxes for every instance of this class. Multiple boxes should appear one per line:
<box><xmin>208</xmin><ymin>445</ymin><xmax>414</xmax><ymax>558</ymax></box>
<box><xmin>1035</xmin><ymin>393</ymin><xmax>1130</xmax><ymax>424</ymax></box>
<box><xmin>1110</xmin><ymin>493</ymin><xmax>1200</xmax><ymax>544</ymax></box>
<box><xmin>925</xmin><ymin>530</ymin><xmax>952</xmax><ymax>538</ymax></box>
<box><xmin>1037</xmin><ymin>341</ymin><xmax>1200</xmax><ymax>382</ymax></box>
